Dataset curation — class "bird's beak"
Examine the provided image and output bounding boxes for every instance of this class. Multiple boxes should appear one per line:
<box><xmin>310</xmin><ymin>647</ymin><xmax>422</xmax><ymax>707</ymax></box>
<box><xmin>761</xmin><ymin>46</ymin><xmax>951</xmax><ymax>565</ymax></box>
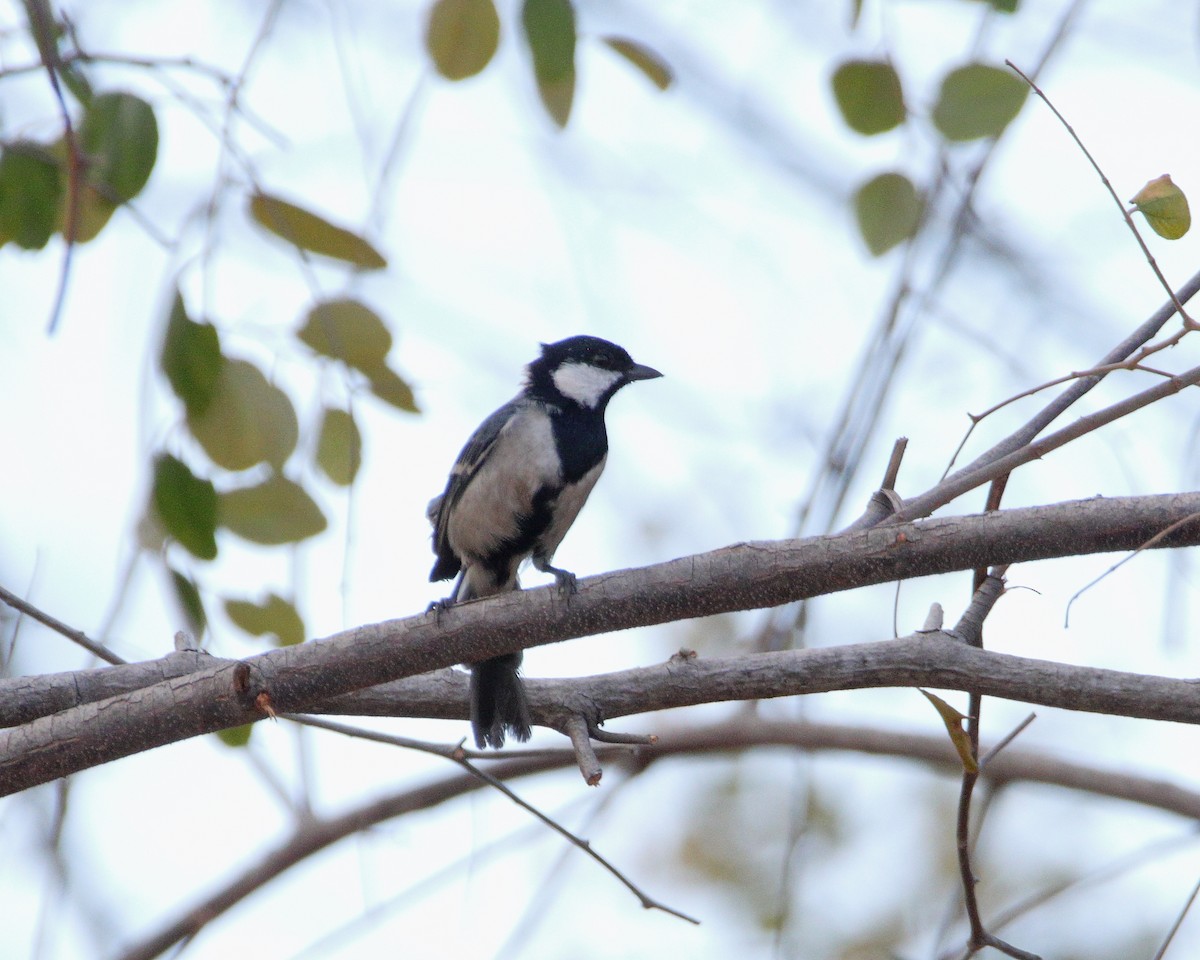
<box><xmin>625</xmin><ymin>362</ymin><xmax>663</xmax><ymax>382</ymax></box>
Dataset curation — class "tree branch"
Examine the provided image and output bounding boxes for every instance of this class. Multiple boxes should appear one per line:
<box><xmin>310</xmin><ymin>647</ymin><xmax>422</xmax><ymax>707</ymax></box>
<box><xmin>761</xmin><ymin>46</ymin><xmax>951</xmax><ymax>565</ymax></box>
<box><xmin>113</xmin><ymin>715</ymin><xmax>1200</xmax><ymax>960</ymax></box>
<box><xmin>4</xmin><ymin>494</ymin><xmax>1200</xmax><ymax>795</ymax></box>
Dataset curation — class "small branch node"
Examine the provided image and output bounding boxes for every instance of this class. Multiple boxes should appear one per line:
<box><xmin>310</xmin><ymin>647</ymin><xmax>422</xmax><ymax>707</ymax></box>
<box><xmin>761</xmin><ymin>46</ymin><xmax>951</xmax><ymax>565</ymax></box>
<box><xmin>920</xmin><ymin>603</ymin><xmax>945</xmax><ymax>633</ymax></box>
<box><xmin>881</xmin><ymin>437</ymin><xmax>909</xmax><ymax>491</ymax></box>
<box><xmin>952</xmin><ymin>567</ymin><xmax>1009</xmax><ymax>647</ymax></box>
<box><xmin>255</xmin><ymin>691</ymin><xmax>277</xmax><ymax>721</ymax></box>
<box><xmin>586</xmin><ymin>719</ymin><xmax>658</xmax><ymax>746</ymax></box>
<box><xmin>565</xmin><ymin>715</ymin><xmax>604</xmax><ymax>785</ymax></box>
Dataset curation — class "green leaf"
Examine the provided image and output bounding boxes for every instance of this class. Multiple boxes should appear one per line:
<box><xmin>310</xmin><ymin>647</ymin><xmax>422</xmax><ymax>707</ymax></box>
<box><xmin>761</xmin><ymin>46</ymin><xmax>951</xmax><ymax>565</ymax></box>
<box><xmin>426</xmin><ymin>0</ymin><xmax>500</xmax><ymax>81</ymax></box>
<box><xmin>932</xmin><ymin>63</ymin><xmax>1027</xmax><ymax>142</ymax></box>
<box><xmin>225</xmin><ymin>593</ymin><xmax>305</xmax><ymax>646</ymax></box>
<box><xmin>43</xmin><ymin>136</ymin><xmax>118</xmax><ymax>244</ymax></box>
<box><xmin>79</xmin><ymin>92</ymin><xmax>159</xmax><ymax>202</ymax></box>
<box><xmin>1130</xmin><ymin>174</ymin><xmax>1191</xmax><ymax>240</ymax></box>
<box><xmin>0</xmin><ymin>142</ymin><xmax>63</xmax><ymax>249</ymax></box>
<box><xmin>249</xmin><ymin>192</ymin><xmax>387</xmax><ymax>270</ymax></box>
<box><xmin>854</xmin><ymin>171</ymin><xmax>922</xmax><ymax>255</ymax></box>
<box><xmin>298</xmin><ymin>299</ymin><xmax>392</xmax><ymax>371</ymax></box>
<box><xmin>918</xmin><ymin>689</ymin><xmax>977</xmax><ymax>772</ymax></box>
<box><xmin>216</xmin><ymin>724</ymin><xmax>253</xmax><ymax>747</ymax></box>
<box><xmin>521</xmin><ymin>0</ymin><xmax>576</xmax><ymax>127</ymax></box>
<box><xmin>602</xmin><ymin>37</ymin><xmax>673</xmax><ymax>91</ymax></box>
<box><xmin>187</xmin><ymin>358</ymin><xmax>298</xmax><ymax>471</ymax></box>
<box><xmin>219</xmin><ymin>475</ymin><xmax>328</xmax><ymax>545</ymax></box>
<box><xmin>59</xmin><ymin>183</ymin><xmax>116</xmax><ymax>243</ymax></box>
<box><xmin>316</xmin><ymin>408</ymin><xmax>363</xmax><ymax>485</ymax></box>
<box><xmin>60</xmin><ymin>63</ymin><xmax>94</xmax><ymax>105</ymax></box>
<box><xmin>169</xmin><ymin>568</ymin><xmax>207</xmax><ymax>638</ymax></box>
<box><xmin>153</xmin><ymin>454</ymin><xmax>218</xmax><ymax>560</ymax></box>
<box><xmin>161</xmin><ymin>292</ymin><xmax>223</xmax><ymax>416</ymax></box>
<box><xmin>366</xmin><ymin>364</ymin><xmax>421</xmax><ymax>413</ymax></box>
<box><xmin>831</xmin><ymin>59</ymin><xmax>905</xmax><ymax>136</ymax></box>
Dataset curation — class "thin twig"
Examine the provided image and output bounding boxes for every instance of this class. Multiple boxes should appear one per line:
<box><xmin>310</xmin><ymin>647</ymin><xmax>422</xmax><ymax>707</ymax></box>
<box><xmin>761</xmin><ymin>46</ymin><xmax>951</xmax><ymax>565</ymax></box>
<box><xmin>117</xmin><ymin>711</ymin><xmax>1200</xmax><ymax>960</ymax></box>
<box><xmin>1007</xmin><ymin>60</ymin><xmax>1194</xmax><ymax>330</ymax></box>
<box><xmin>893</xmin><ymin>362</ymin><xmax>1200</xmax><ymax>523</ymax></box>
<box><xmin>942</xmin><ymin>827</ymin><xmax>1200</xmax><ymax>960</ymax></box>
<box><xmin>968</xmin><ymin>345</ymin><xmax>1188</xmax><ymax>426</ymax></box>
<box><xmin>921</xmin><ymin>266</ymin><xmax>1200</xmax><ymax>523</ymax></box>
<box><xmin>1064</xmin><ymin>511</ymin><xmax>1200</xmax><ymax>627</ymax></box>
<box><xmin>21</xmin><ymin>0</ymin><xmax>80</xmax><ymax>334</ymax></box>
<box><xmin>979</xmin><ymin>713</ymin><xmax>1036</xmax><ymax>768</ymax></box>
<box><xmin>0</xmin><ymin>583</ymin><xmax>126</xmax><ymax>665</ymax></box>
<box><xmin>1151</xmin><ymin>872</ymin><xmax>1200</xmax><ymax>960</ymax></box>
<box><xmin>954</xmin><ymin>476</ymin><xmax>1039</xmax><ymax>959</ymax></box>
<box><xmin>493</xmin><ymin>777</ymin><xmax>633</xmax><ymax>960</ymax></box>
<box><xmin>285</xmin><ymin>715</ymin><xmax>699</xmax><ymax>925</ymax></box>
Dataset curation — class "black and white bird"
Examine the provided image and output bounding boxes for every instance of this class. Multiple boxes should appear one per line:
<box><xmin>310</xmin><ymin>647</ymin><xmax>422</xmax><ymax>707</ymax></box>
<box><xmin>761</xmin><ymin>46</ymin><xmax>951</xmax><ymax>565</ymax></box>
<box><xmin>428</xmin><ymin>335</ymin><xmax>662</xmax><ymax>749</ymax></box>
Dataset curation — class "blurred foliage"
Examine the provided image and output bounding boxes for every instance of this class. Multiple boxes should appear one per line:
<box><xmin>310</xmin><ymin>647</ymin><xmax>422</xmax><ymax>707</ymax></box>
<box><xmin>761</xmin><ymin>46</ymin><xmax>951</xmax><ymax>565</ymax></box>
<box><xmin>225</xmin><ymin>593</ymin><xmax>306</xmax><ymax>647</ymax></box>
<box><xmin>248</xmin><ymin>192</ymin><xmax>388</xmax><ymax>269</ymax></box>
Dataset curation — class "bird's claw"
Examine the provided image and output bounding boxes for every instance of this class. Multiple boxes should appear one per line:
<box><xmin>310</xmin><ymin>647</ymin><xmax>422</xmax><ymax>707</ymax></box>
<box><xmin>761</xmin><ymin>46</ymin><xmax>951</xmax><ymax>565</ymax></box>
<box><xmin>428</xmin><ymin>597</ymin><xmax>455</xmax><ymax>625</ymax></box>
<box><xmin>552</xmin><ymin>569</ymin><xmax>577</xmax><ymax>598</ymax></box>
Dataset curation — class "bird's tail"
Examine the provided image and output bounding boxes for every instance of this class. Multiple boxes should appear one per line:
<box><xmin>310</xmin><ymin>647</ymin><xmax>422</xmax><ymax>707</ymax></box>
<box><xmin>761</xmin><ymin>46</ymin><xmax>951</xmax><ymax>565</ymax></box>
<box><xmin>469</xmin><ymin>653</ymin><xmax>532</xmax><ymax>749</ymax></box>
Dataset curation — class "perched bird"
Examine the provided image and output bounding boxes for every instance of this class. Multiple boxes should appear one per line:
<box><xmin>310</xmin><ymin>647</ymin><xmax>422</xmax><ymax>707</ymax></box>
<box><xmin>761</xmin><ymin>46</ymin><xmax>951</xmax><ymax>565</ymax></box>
<box><xmin>428</xmin><ymin>335</ymin><xmax>662</xmax><ymax>749</ymax></box>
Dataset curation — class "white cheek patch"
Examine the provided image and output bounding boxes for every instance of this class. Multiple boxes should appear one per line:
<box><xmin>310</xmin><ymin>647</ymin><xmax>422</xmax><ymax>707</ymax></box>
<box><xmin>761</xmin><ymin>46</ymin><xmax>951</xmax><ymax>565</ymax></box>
<box><xmin>551</xmin><ymin>362</ymin><xmax>622</xmax><ymax>408</ymax></box>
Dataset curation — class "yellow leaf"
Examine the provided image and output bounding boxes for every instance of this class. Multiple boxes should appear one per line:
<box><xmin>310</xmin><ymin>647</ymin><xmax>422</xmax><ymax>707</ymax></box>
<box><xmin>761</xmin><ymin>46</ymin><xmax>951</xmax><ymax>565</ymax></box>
<box><xmin>1130</xmin><ymin>174</ymin><xmax>1191</xmax><ymax>240</ymax></box>
<box><xmin>249</xmin><ymin>192</ymin><xmax>387</xmax><ymax>269</ymax></box>
<box><xmin>425</xmin><ymin>0</ymin><xmax>500</xmax><ymax>81</ymax></box>
<box><xmin>602</xmin><ymin>37</ymin><xmax>673</xmax><ymax>91</ymax></box>
<box><xmin>918</xmin><ymin>689</ymin><xmax>977</xmax><ymax>773</ymax></box>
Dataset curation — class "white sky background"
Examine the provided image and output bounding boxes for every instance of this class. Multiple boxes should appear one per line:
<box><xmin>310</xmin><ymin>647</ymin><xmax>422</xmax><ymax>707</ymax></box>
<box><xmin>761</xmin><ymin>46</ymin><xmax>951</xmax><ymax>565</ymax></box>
<box><xmin>4</xmin><ymin>0</ymin><xmax>1200</xmax><ymax>958</ymax></box>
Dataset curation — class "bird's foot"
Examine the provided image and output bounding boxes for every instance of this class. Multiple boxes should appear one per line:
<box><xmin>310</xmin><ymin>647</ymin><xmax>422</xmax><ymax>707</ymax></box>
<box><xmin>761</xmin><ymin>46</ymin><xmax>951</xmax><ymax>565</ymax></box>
<box><xmin>549</xmin><ymin>567</ymin><xmax>577</xmax><ymax>598</ymax></box>
<box><xmin>427</xmin><ymin>596</ymin><xmax>456</xmax><ymax>625</ymax></box>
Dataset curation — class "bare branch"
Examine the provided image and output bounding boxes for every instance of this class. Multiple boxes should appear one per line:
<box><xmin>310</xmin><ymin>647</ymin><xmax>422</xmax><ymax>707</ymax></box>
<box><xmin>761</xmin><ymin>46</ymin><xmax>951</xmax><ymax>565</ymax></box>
<box><xmin>564</xmin><ymin>715</ymin><xmax>603</xmax><ymax>785</ymax></box>
<box><xmin>284</xmin><ymin>717</ymin><xmax>693</xmax><ymax>924</ymax></box>
<box><xmin>1006</xmin><ymin>60</ymin><xmax>1194</xmax><ymax>329</ymax></box>
<box><xmin>882</xmin><ymin>437</ymin><xmax>908</xmax><ymax>491</ymax></box>
<box><xmin>910</xmin><ymin>268</ymin><xmax>1200</xmax><ymax>523</ymax></box>
<box><xmin>7</xmin><ymin>494</ymin><xmax>1200</xmax><ymax>796</ymax></box>
<box><xmin>0</xmin><ymin>583</ymin><xmax>127</xmax><ymax>666</ymax></box>
<box><xmin>891</xmin><ymin>367</ymin><xmax>1200</xmax><ymax>523</ymax></box>
<box><xmin>1065</xmin><ymin>511</ymin><xmax>1200</xmax><ymax>626</ymax></box>
<box><xmin>114</xmin><ymin>715</ymin><xmax>1200</xmax><ymax>960</ymax></box>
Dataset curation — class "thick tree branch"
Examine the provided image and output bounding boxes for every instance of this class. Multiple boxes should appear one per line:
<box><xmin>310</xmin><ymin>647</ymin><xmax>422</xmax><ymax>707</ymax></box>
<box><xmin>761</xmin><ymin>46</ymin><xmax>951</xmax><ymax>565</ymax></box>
<box><xmin>4</xmin><ymin>492</ymin><xmax>1200</xmax><ymax>796</ymax></box>
<box><xmin>328</xmin><ymin>631</ymin><xmax>1200</xmax><ymax>731</ymax></box>
<box><xmin>5</xmin><ymin>492</ymin><xmax>1200</xmax><ymax>730</ymax></box>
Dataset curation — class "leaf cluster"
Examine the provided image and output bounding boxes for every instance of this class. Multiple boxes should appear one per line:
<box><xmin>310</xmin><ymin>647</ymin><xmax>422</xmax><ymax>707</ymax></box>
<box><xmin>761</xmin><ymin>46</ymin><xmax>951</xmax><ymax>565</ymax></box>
<box><xmin>424</xmin><ymin>0</ymin><xmax>673</xmax><ymax>128</ymax></box>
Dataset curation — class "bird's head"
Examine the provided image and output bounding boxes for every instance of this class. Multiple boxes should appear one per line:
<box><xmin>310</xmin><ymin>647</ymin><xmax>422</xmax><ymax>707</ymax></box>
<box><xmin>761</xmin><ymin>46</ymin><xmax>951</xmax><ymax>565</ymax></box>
<box><xmin>526</xmin><ymin>335</ymin><xmax>662</xmax><ymax>410</ymax></box>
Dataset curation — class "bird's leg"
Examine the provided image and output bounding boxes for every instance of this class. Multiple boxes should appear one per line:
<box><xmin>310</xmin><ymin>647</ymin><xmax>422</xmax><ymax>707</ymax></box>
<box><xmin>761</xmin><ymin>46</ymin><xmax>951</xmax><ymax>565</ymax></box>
<box><xmin>427</xmin><ymin>571</ymin><xmax>466</xmax><ymax>624</ymax></box>
<box><xmin>532</xmin><ymin>556</ymin><xmax>577</xmax><ymax>597</ymax></box>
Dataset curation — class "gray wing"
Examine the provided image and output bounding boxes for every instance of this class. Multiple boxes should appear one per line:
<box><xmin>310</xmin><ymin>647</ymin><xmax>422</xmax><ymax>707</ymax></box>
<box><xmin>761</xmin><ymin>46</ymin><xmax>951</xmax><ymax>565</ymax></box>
<box><xmin>429</xmin><ymin>399</ymin><xmax>522</xmax><ymax>582</ymax></box>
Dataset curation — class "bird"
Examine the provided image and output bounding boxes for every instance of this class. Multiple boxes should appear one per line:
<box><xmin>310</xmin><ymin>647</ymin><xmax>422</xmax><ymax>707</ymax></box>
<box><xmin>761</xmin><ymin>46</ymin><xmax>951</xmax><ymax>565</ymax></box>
<box><xmin>428</xmin><ymin>335</ymin><xmax>662</xmax><ymax>749</ymax></box>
